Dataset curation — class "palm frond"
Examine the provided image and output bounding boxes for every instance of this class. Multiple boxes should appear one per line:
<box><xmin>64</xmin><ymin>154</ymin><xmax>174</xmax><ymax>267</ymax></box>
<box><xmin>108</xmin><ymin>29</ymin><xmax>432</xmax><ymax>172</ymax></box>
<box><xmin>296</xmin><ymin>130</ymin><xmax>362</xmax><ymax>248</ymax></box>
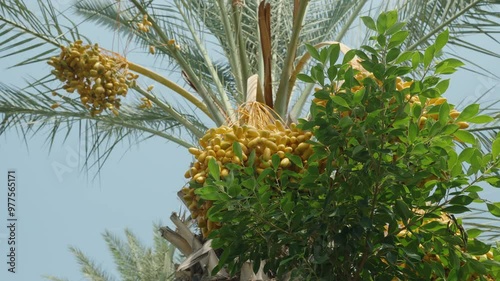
<box><xmin>0</xmin><ymin>81</ymin><xmax>198</xmax><ymax>176</ymax></box>
<box><xmin>45</xmin><ymin>225</ymin><xmax>176</xmax><ymax>281</ymax></box>
<box><xmin>69</xmin><ymin>246</ymin><xmax>116</xmax><ymax>281</ymax></box>
<box><xmin>103</xmin><ymin>230</ymin><xmax>141</xmax><ymax>280</ymax></box>
<box><xmin>0</xmin><ymin>0</ymin><xmax>87</xmax><ymax>67</ymax></box>
<box><xmin>102</xmin><ymin>228</ymin><xmax>175</xmax><ymax>281</ymax></box>
<box><xmin>74</xmin><ymin>0</ymin><xmax>176</xmax><ymax>55</ymax></box>
<box><xmin>150</xmin><ymin>223</ymin><xmax>177</xmax><ymax>281</ymax></box>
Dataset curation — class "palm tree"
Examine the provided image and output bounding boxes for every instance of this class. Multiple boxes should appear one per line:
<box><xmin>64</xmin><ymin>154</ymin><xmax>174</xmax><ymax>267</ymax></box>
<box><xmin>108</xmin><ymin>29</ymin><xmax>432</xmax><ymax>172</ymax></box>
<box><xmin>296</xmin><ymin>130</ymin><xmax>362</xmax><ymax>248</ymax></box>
<box><xmin>44</xmin><ymin>224</ymin><xmax>176</xmax><ymax>281</ymax></box>
<box><xmin>1</xmin><ymin>0</ymin><xmax>500</xmax><ymax>279</ymax></box>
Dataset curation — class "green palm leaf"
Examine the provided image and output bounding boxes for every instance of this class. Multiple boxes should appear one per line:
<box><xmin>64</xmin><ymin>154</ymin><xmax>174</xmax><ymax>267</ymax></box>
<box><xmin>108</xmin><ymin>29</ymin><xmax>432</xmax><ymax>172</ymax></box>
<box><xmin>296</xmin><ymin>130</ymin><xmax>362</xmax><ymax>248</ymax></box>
<box><xmin>44</xmin><ymin>225</ymin><xmax>175</xmax><ymax>281</ymax></box>
<box><xmin>0</xmin><ymin>81</ymin><xmax>199</xmax><ymax>173</ymax></box>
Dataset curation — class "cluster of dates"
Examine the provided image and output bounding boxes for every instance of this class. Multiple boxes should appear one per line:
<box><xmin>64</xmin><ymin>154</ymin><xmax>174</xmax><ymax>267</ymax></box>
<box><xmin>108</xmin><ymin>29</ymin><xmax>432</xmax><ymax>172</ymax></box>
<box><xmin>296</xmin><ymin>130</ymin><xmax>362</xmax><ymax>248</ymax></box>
<box><xmin>48</xmin><ymin>40</ymin><xmax>137</xmax><ymax>116</ymax></box>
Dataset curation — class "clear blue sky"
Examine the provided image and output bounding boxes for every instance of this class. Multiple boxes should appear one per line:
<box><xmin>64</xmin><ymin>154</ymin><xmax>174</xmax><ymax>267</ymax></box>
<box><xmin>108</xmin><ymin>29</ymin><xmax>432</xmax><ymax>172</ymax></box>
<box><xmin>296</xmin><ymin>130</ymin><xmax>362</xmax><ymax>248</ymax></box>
<box><xmin>0</xmin><ymin>2</ymin><xmax>499</xmax><ymax>281</ymax></box>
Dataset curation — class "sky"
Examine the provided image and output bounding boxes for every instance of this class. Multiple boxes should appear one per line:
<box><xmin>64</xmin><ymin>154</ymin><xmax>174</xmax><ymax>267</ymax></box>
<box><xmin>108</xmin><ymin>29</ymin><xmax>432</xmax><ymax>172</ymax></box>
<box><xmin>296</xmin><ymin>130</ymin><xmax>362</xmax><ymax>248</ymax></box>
<box><xmin>0</xmin><ymin>1</ymin><xmax>500</xmax><ymax>281</ymax></box>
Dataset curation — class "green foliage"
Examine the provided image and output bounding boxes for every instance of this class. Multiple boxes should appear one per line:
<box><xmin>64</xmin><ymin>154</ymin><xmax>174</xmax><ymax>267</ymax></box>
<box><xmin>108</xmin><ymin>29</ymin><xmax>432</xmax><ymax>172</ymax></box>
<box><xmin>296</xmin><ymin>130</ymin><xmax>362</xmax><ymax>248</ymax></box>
<box><xmin>193</xmin><ymin>11</ymin><xmax>500</xmax><ymax>280</ymax></box>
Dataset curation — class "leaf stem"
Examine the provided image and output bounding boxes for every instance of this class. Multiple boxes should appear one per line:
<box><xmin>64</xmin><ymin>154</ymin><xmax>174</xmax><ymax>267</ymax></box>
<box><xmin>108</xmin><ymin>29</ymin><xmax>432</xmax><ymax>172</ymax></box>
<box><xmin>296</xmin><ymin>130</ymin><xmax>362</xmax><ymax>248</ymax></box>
<box><xmin>217</xmin><ymin>0</ymin><xmax>244</xmax><ymax>91</ymax></box>
<box><xmin>274</xmin><ymin>0</ymin><xmax>310</xmax><ymax>118</ymax></box>
<box><xmin>232</xmin><ymin>1</ymin><xmax>250</xmax><ymax>97</ymax></box>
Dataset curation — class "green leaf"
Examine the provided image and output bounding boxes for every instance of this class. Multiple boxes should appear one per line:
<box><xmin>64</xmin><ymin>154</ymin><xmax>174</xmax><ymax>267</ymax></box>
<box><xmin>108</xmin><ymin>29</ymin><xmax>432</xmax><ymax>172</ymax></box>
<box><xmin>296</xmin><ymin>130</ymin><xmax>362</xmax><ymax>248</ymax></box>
<box><xmin>438</xmin><ymin>103</ymin><xmax>450</xmax><ymax>125</ymax></box>
<box><xmin>314</xmin><ymin>89</ymin><xmax>330</xmax><ymax>100</ymax></box>
<box><xmin>376</xmin><ymin>34</ymin><xmax>386</xmax><ymax>48</ymax></box>
<box><xmin>435</xmin><ymin>79</ymin><xmax>450</xmax><ymax>94</ymax></box>
<box><xmin>424</xmin><ymin>45</ymin><xmax>435</xmax><ymax>68</ymax></box>
<box><xmin>396</xmin><ymin>51</ymin><xmax>414</xmax><ymax>64</ymax></box>
<box><xmin>442</xmin><ymin>205</ymin><xmax>470</xmax><ymax>214</ymax></box>
<box><xmin>386</xmin><ymin>48</ymin><xmax>400</xmax><ymax>62</ymax></box>
<box><xmin>268</xmin><ymin>154</ymin><xmax>278</xmax><ymax>172</ymax></box>
<box><xmin>388</xmin><ymin>30</ymin><xmax>409</xmax><ymax>48</ymax></box>
<box><xmin>353</xmin><ymin>88</ymin><xmax>365</xmax><ymax>105</ymax></box>
<box><xmin>412</xmin><ymin>52</ymin><xmax>422</xmax><ymax>69</ymax></box>
<box><xmin>360</xmin><ymin>60</ymin><xmax>374</xmax><ymax>72</ymax></box>
<box><xmin>459</xmin><ymin>148</ymin><xmax>475</xmax><ymax>162</ymax></box>
<box><xmin>331</xmin><ymin>95</ymin><xmax>351</xmax><ymax>109</ymax></box>
<box><xmin>376</xmin><ymin>12</ymin><xmax>388</xmax><ymax>34</ymax></box>
<box><xmin>372</xmin><ymin>63</ymin><xmax>385</xmax><ymax>80</ymax></box>
<box><xmin>297</xmin><ymin>74</ymin><xmax>315</xmax><ymax>83</ymax></box>
<box><xmin>442</xmin><ymin>124</ymin><xmax>459</xmax><ymax>135</ymax></box>
<box><xmin>412</xmin><ymin>143</ymin><xmax>428</xmax><ymax>155</ymax></box>
<box><xmin>311</xmin><ymin>65</ymin><xmax>324</xmax><ymax>86</ymax></box>
<box><xmin>435</xmin><ymin>58</ymin><xmax>465</xmax><ymax>74</ymax></box>
<box><xmin>361</xmin><ymin>45</ymin><xmax>377</xmax><ymax>56</ymax></box>
<box><xmin>196</xmin><ymin>185</ymin><xmax>224</xmax><ymax>201</ymax></box>
<box><xmin>485</xmin><ymin>176</ymin><xmax>500</xmax><ymax>187</ymax></box>
<box><xmin>434</xmin><ymin>29</ymin><xmax>449</xmax><ymax>52</ymax></box>
<box><xmin>456</xmin><ymin>104</ymin><xmax>479</xmax><ymax>122</ymax></box>
<box><xmin>395</xmin><ymin>199</ymin><xmax>412</xmax><ymax>220</ymax></box>
<box><xmin>354</xmin><ymin>49</ymin><xmax>370</xmax><ymax>61</ymax></box>
<box><xmin>305</xmin><ymin>43</ymin><xmax>321</xmax><ymax>61</ymax></box>
<box><xmin>342</xmin><ymin>49</ymin><xmax>356</xmax><ymax>64</ymax></box>
<box><xmin>329</xmin><ymin>43</ymin><xmax>341</xmax><ymax>66</ymax></box>
<box><xmin>386</xmin><ymin>22</ymin><xmax>407</xmax><ymax>36</ymax></box>
<box><xmin>207</xmin><ymin>204</ymin><xmax>225</xmax><ymax>222</ymax></box>
<box><xmin>492</xmin><ymin>138</ymin><xmax>500</xmax><ymax>158</ymax></box>
<box><xmin>487</xmin><ymin>202</ymin><xmax>500</xmax><ymax>217</ymax></box>
<box><xmin>327</xmin><ymin>66</ymin><xmax>338</xmax><ymax>81</ymax></box>
<box><xmin>385</xmin><ymin>10</ymin><xmax>398</xmax><ymax>30</ymax></box>
<box><xmin>282</xmin><ymin>199</ymin><xmax>294</xmax><ymax>215</ymax></box>
<box><xmin>287</xmin><ymin>154</ymin><xmax>303</xmax><ymax>169</ymax></box>
<box><xmin>467</xmin><ymin>228</ymin><xmax>482</xmax><ymax>239</ymax></box>
<box><xmin>467</xmin><ymin>239</ymin><xmax>491</xmax><ymax>255</ymax></box>
<box><xmin>467</xmin><ymin>185</ymin><xmax>483</xmax><ymax>192</ymax></box>
<box><xmin>408</xmin><ymin>122</ymin><xmax>418</xmax><ymax>142</ymax></box>
<box><xmin>313</xmin><ymin>64</ymin><xmax>325</xmax><ymax>86</ymax></box>
<box><xmin>429</xmin><ymin>122</ymin><xmax>442</xmax><ymax>137</ymax></box>
<box><xmin>454</xmin><ymin>130</ymin><xmax>475</xmax><ymax>144</ymax></box>
<box><xmin>208</xmin><ymin>157</ymin><xmax>220</xmax><ymax>179</ymax></box>
<box><xmin>257</xmin><ymin>168</ymin><xmax>273</xmax><ymax>183</ymax></box>
<box><xmin>233</xmin><ymin>142</ymin><xmax>243</xmax><ymax>163</ymax></box>
<box><xmin>449</xmin><ymin>195</ymin><xmax>473</xmax><ymax>206</ymax></box>
<box><xmin>412</xmin><ymin>103</ymin><xmax>422</xmax><ymax>118</ymax></box>
<box><xmin>361</xmin><ymin>16</ymin><xmax>377</xmax><ymax>31</ymax></box>
<box><xmin>468</xmin><ymin>115</ymin><xmax>494</xmax><ymax>124</ymax></box>
<box><xmin>420</xmin><ymin>88</ymin><xmax>440</xmax><ymax>98</ymax></box>
<box><xmin>227</xmin><ymin>183</ymin><xmax>242</xmax><ymax>198</ymax></box>
<box><xmin>319</xmin><ymin>47</ymin><xmax>330</xmax><ymax>64</ymax></box>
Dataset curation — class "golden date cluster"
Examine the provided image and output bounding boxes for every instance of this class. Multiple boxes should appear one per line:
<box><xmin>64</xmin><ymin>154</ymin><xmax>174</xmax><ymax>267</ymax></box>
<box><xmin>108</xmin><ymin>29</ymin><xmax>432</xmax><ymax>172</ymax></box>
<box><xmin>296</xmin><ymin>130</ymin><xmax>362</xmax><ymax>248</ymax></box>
<box><xmin>48</xmin><ymin>40</ymin><xmax>137</xmax><ymax>116</ymax></box>
<box><xmin>181</xmin><ymin>121</ymin><xmax>313</xmax><ymax>237</ymax></box>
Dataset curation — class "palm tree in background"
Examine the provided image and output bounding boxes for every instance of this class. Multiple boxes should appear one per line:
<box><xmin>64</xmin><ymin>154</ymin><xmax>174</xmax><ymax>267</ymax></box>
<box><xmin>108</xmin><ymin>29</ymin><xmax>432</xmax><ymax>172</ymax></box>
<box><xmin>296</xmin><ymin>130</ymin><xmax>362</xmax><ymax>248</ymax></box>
<box><xmin>44</xmin><ymin>225</ymin><xmax>176</xmax><ymax>281</ymax></box>
<box><xmin>1</xmin><ymin>0</ymin><xmax>500</xmax><ymax>279</ymax></box>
